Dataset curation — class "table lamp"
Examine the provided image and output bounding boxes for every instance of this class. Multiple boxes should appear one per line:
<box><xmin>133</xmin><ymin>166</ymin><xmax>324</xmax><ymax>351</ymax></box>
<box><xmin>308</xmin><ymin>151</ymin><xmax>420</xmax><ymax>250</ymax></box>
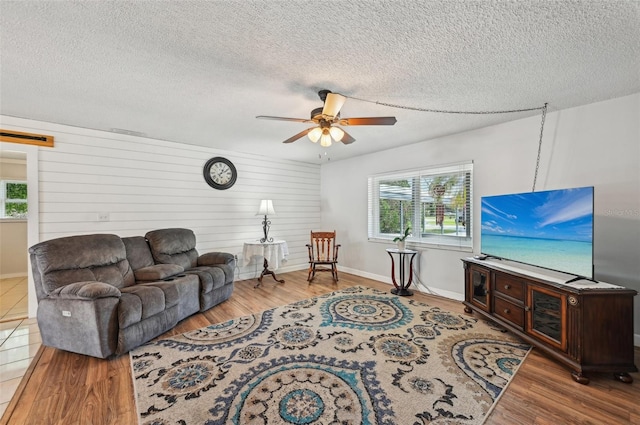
<box><xmin>256</xmin><ymin>200</ymin><xmax>275</xmax><ymax>243</ymax></box>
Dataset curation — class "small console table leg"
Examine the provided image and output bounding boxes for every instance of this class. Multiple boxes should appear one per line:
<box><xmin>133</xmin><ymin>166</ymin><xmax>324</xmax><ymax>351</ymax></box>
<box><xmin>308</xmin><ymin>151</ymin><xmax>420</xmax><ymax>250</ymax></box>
<box><xmin>256</xmin><ymin>258</ymin><xmax>285</xmax><ymax>287</ymax></box>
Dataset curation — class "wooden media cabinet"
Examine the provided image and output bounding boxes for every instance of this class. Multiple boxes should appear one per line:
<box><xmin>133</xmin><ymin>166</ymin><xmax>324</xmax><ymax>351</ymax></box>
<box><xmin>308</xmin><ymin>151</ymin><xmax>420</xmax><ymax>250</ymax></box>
<box><xmin>462</xmin><ymin>257</ymin><xmax>637</xmax><ymax>384</ymax></box>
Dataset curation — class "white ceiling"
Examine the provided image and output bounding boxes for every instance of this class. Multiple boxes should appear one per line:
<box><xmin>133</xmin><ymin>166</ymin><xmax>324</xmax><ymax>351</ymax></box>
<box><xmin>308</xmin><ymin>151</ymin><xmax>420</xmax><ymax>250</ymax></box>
<box><xmin>1</xmin><ymin>1</ymin><xmax>639</xmax><ymax>164</ymax></box>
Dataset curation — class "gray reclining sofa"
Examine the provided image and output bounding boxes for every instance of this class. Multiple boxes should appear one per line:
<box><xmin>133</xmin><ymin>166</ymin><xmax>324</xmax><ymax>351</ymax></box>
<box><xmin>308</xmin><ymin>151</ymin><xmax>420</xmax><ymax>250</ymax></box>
<box><xmin>29</xmin><ymin>228</ymin><xmax>235</xmax><ymax>358</ymax></box>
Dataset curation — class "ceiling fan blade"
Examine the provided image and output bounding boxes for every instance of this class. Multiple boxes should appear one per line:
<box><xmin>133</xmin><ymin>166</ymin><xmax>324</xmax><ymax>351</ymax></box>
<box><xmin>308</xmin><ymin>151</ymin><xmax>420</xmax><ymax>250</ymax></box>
<box><xmin>322</xmin><ymin>93</ymin><xmax>347</xmax><ymax>118</ymax></box>
<box><xmin>339</xmin><ymin>129</ymin><xmax>356</xmax><ymax>145</ymax></box>
<box><xmin>282</xmin><ymin>127</ymin><xmax>314</xmax><ymax>144</ymax></box>
<box><xmin>339</xmin><ymin>117</ymin><xmax>397</xmax><ymax>126</ymax></box>
<box><xmin>256</xmin><ymin>115</ymin><xmax>312</xmax><ymax>123</ymax></box>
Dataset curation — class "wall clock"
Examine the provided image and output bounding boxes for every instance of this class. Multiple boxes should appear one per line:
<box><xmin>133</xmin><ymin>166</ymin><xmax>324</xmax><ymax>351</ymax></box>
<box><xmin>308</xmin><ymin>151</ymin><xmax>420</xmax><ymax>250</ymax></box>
<box><xmin>203</xmin><ymin>157</ymin><xmax>237</xmax><ymax>190</ymax></box>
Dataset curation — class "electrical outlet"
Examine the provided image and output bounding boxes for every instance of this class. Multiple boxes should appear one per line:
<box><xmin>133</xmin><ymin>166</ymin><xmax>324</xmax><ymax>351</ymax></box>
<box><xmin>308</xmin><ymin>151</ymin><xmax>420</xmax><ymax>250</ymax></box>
<box><xmin>62</xmin><ymin>310</ymin><xmax>71</xmax><ymax>317</ymax></box>
<box><xmin>97</xmin><ymin>212</ymin><xmax>110</xmax><ymax>221</ymax></box>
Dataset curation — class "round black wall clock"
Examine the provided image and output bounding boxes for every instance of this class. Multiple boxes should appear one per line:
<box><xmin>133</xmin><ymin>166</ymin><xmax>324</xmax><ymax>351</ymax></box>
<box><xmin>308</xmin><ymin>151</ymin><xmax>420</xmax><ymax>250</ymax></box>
<box><xmin>203</xmin><ymin>157</ymin><xmax>237</xmax><ymax>190</ymax></box>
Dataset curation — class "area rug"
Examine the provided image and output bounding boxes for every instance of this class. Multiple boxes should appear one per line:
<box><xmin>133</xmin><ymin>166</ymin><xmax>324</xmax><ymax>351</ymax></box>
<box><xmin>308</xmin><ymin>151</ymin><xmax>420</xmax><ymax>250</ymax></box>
<box><xmin>130</xmin><ymin>286</ymin><xmax>530</xmax><ymax>425</ymax></box>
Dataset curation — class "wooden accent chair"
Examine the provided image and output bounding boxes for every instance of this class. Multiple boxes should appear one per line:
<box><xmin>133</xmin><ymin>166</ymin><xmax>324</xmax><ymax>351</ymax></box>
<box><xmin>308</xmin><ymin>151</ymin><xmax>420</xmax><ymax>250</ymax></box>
<box><xmin>306</xmin><ymin>231</ymin><xmax>340</xmax><ymax>282</ymax></box>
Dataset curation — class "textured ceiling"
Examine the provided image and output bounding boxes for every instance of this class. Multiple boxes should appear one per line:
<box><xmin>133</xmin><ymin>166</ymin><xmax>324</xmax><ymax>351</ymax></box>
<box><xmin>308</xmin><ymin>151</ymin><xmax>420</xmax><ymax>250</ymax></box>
<box><xmin>1</xmin><ymin>1</ymin><xmax>639</xmax><ymax>163</ymax></box>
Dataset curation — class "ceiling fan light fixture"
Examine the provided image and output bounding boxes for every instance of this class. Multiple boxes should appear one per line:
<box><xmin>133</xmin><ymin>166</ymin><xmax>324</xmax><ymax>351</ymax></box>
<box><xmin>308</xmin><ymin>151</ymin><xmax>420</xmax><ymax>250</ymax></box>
<box><xmin>329</xmin><ymin>126</ymin><xmax>344</xmax><ymax>142</ymax></box>
<box><xmin>308</xmin><ymin>127</ymin><xmax>322</xmax><ymax>143</ymax></box>
<box><xmin>320</xmin><ymin>129</ymin><xmax>332</xmax><ymax>147</ymax></box>
<box><xmin>257</xmin><ymin>89</ymin><xmax>396</xmax><ymax>145</ymax></box>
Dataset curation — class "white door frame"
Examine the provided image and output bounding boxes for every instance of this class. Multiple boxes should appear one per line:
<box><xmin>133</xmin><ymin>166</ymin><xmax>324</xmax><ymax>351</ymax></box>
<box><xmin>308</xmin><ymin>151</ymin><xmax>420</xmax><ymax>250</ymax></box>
<box><xmin>0</xmin><ymin>141</ymin><xmax>39</xmax><ymax>317</ymax></box>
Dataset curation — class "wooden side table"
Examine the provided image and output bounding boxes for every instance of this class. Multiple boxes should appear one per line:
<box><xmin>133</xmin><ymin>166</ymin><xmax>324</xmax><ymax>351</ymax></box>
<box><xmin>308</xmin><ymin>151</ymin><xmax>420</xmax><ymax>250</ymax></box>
<box><xmin>386</xmin><ymin>248</ymin><xmax>418</xmax><ymax>296</ymax></box>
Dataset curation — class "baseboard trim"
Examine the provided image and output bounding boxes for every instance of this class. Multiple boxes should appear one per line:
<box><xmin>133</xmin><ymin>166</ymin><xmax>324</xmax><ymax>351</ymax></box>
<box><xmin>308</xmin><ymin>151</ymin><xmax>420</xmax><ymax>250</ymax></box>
<box><xmin>0</xmin><ymin>272</ymin><xmax>28</xmax><ymax>279</ymax></box>
<box><xmin>338</xmin><ymin>266</ymin><xmax>391</xmax><ymax>285</ymax></box>
<box><xmin>338</xmin><ymin>266</ymin><xmax>465</xmax><ymax>301</ymax></box>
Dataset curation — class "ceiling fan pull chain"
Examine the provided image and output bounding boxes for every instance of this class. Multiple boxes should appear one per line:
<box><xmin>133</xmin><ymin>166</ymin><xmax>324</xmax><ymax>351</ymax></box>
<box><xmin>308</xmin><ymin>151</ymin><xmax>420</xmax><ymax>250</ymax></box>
<box><xmin>532</xmin><ymin>103</ymin><xmax>548</xmax><ymax>192</ymax></box>
<box><xmin>344</xmin><ymin>94</ymin><xmax>545</xmax><ymax>115</ymax></box>
<box><xmin>344</xmin><ymin>94</ymin><xmax>550</xmax><ymax>191</ymax></box>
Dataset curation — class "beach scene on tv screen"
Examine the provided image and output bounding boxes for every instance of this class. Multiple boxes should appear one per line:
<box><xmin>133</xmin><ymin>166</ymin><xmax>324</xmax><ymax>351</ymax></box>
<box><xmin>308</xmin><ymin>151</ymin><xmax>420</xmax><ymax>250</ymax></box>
<box><xmin>481</xmin><ymin>187</ymin><xmax>594</xmax><ymax>278</ymax></box>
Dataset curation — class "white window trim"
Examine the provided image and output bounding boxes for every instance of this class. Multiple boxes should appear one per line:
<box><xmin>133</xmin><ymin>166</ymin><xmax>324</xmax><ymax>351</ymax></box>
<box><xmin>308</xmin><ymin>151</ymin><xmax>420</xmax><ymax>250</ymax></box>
<box><xmin>368</xmin><ymin>161</ymin><xmax>473</xmax><ymax>252</ymax></box>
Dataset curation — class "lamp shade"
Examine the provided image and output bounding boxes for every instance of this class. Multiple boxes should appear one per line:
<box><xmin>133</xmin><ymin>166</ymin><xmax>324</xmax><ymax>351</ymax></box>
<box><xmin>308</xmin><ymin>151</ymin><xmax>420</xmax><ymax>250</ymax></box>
<box><xmin>256</xmin><ymin>199</ymin><xmax>276</xmax><ymax>216</ymax></box>
<box><xmin>329</xmin><ymin>126</ymin><xmax>344</xmax><ymax>142</ymax></box>
<box><xmin>308</xmin><ymin>127</ymin><xmax>322</xmax><ymax>143</ymax></box>
<box><xmin>320</xmin><ymin>129</ymin><xmax>332</xmax><ymax>147</ymax></box>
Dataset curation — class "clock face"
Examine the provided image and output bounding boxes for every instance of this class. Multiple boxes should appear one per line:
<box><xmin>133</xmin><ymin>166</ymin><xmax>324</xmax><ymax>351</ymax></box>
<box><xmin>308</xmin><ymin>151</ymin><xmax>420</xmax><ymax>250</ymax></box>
<box><xmin>203</xmin><ymin>157</ymin><xmax>237</xmax><ymax>190</ymax></box>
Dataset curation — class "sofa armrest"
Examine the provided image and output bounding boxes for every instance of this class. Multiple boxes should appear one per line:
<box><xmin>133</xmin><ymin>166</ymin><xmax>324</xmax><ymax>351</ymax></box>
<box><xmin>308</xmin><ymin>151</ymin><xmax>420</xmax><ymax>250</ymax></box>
<box><xmin>38</xmin><ymin>282</ymin><xmax>121</xmax><ymax>358</ymax></box>
<box><xmin>198</xmin><ymin>252</ymin><xmax>236</xmax><ymax>267</ymax></box>
<box><xmin>49</xmin><ymin>281</ymin><xmax>121</xmax><ymax>300</ymax></box>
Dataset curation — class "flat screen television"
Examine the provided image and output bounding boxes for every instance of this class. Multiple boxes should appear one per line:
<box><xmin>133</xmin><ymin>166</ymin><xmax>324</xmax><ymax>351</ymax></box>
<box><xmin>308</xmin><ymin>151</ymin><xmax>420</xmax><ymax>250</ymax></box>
<box><xmin>480</xmin><ymin>186</ymin><xmax>594</xmax><ymax>280</ymax></box>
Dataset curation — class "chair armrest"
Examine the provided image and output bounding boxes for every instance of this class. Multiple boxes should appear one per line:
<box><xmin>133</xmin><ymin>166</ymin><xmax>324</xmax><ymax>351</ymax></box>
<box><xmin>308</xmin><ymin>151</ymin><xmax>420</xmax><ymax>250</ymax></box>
<box><xmin>49</xmin><ymin>281</ymin><xmax>121</xmax><ymax>300</ymax></box>
<box><xmin>306</xmin><ymin>244</ymin><xmax>313</xmax><ymax>261</ymax></box>
<box><xmin>198</xmin><ymin>252</ymin><xmax>236</xmax><ymax>267</ymax></box>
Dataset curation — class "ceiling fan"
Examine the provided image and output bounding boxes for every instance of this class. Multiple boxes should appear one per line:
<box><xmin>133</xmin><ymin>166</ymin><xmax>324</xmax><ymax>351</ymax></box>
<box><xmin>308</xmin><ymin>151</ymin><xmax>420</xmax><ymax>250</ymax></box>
<box><xmin>256</xmin><ymin>90</ymin><xmax>397</xmax><ymax>146</ymax></box>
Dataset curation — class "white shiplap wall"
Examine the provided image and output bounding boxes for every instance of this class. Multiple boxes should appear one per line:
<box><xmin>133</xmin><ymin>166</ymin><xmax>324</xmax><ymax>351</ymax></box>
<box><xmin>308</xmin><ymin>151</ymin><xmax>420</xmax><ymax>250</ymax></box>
<box><xmin>1</xmin><ymin>116</ymin><xmax>320</xmax><ymax>288</ymax></box>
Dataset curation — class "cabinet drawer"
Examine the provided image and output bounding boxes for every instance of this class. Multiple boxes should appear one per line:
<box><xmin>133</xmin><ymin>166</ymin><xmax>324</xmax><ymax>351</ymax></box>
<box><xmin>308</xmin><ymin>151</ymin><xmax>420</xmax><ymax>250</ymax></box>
<box><xmin>494</xmin><ymin>273</ymin><xmax>525</xmax><ymax>301</ymax></box>
<box><xmin>494</xmin><ymin>296</ymin><xmax>525</xmax><ymax>329</ymax></box>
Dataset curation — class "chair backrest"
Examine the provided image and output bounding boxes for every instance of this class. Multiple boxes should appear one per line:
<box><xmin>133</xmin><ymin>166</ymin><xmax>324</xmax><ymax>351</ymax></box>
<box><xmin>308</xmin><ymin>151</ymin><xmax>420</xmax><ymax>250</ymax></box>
<box><xmin>309</xmin><ymin>231</ymin><xmax>338</xmax><ymax>262</ymax></box>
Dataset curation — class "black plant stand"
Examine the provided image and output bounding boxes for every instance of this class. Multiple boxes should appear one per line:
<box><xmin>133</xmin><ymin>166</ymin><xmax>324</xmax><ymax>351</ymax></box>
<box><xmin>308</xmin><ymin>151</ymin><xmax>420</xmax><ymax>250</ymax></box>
<box><xmin>386</xmin><ymin>248</ymin><xmax>418</xmax><ymax>296</ymax></box>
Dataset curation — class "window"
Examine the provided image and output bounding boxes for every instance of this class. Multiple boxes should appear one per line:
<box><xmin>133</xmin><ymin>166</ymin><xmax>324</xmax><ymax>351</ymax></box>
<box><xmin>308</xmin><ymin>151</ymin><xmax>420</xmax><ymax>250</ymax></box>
<box><xmin>1</xmin><ymin>180</ymin><xmax>28</xmax><ymax>219</ymax></box>
<box><xmin>368</xmin><ymin>161</ymin><xmax>473</xmax><ymax>250</ymax></box>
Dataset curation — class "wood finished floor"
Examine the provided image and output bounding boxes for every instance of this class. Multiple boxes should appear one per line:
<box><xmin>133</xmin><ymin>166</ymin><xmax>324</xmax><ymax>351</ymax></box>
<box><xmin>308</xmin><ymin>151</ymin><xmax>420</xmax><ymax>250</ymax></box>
<box><xmin>1</xmin><ymin>270</ymin><xmax>638</xmax><ymax>425</ymax></box>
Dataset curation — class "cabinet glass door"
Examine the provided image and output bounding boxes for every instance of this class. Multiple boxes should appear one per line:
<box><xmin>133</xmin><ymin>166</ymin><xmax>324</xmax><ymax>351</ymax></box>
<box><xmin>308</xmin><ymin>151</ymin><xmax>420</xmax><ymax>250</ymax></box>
<box><xmin>471</xmin><ymin>268</ymin><xmax>490</xmax><ymax>311</ymax></box>
<box><xmin>527</xmin><ymin>286</ymin><xmax>566</xmax><ymax>351</ymax></box>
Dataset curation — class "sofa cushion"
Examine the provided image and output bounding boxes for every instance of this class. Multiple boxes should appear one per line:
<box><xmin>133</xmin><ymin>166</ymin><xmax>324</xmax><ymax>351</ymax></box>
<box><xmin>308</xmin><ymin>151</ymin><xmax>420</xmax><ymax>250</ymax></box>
<box><xmin>118</xmin><ymin>283</ymin><xmax>180</xmax><ymax>329</ymax></box>
<box><xmin>29</xmin><ymin>234</ymin><xmax>135</xmax><ymax>294</ymax></box>
<box><xmin>122</xmin><ymin>236</ymin><xmax>155</xmax><ymax>270</ymax></box>
<box><xmin>134</xmin><ymin>264</ymin><xmax>184</xmax><ymax>281</ymax></box>
<box><xmin>146</xmin><ymin>228</ymin><xmax>199</xmax><ymax>269</ymax></box>
<box><xmin>198</xmin><ymin>252</ymin><xmax>236</xmax><ymax>284</ymax></box>
<box><xmin>184</xmin><ymin>266</ymin><xmax>226</xmax><ymax>293</ymax></box>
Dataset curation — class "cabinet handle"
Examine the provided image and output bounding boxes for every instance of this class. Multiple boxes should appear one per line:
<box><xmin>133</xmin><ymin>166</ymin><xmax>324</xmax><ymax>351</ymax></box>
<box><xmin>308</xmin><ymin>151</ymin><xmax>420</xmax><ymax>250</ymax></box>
<box><xmin>504</xmin><ymin>284</ymin><xmax>511</xmax><ymax>290</ymax></box>
<box><xmin>524</xmin><ymin>306</ymin><xmax>531</xmax><ymax>312</ymax></box>
<box><xmin>504</xmin><ymin>308</ymin><xmax>510</xmax><ymax>314</ymax></box>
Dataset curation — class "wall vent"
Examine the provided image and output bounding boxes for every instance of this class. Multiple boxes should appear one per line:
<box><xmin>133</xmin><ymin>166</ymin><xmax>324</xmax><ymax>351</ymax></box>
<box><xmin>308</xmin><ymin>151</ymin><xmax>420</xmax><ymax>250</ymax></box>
<box><xmin>0</xmin><ymin>129</ymin><xmax>54</xmax><ymax>147</ymax></box>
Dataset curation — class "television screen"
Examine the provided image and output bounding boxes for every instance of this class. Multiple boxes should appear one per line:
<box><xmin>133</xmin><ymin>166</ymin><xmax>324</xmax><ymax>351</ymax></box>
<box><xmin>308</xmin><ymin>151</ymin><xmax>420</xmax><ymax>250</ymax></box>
<box><xmin>480</xmin><ymin>186</ymin><xmax>594</xmax><ymax>279</ymax></box>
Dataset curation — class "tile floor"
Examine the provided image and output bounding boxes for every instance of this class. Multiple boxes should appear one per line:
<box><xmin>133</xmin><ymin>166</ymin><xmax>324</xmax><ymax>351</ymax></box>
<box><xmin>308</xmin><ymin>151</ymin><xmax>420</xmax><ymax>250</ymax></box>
<box><xmin>0</xmin><ymin>277</ymin><xmax>39</xmax><ymax>418</ymax></box>
<box><xmin>0</xmin><ymin>276</ymin><xmax>28</xmax><ymax>322</ymax></box>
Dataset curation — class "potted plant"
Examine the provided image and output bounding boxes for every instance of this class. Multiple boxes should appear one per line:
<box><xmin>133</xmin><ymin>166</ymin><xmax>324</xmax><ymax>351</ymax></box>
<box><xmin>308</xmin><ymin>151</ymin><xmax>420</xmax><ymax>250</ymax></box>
<box><xmin>393</xmin><ymin>227</ymin><xmax>411</xmax><ymax>251</ymax></box>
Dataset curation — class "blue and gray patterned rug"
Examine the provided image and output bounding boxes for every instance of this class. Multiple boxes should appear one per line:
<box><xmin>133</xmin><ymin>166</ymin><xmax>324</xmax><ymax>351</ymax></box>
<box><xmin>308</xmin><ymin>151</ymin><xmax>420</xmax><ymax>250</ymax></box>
<box><xmin>130</xmin><ymin>286</ymin><xmax>530</xmax><ymax>425</ymax></box>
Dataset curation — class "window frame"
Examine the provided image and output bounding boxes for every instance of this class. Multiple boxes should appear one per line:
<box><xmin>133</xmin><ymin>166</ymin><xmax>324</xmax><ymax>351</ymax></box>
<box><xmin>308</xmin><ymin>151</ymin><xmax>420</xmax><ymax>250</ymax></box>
<box><xmin>1</xmin><ymin>179</ymin><xmax>28</xmax><ymax>219</ymax></box>
<box><xmin>367</xmin><ymin>161</ymin><xmax>473</xmax><ymax>251</ymax></box>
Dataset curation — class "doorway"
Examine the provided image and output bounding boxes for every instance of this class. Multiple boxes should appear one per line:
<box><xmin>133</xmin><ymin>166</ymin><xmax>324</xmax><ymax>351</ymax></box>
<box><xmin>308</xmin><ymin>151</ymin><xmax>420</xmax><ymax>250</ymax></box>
<box><xmin>0</xmin><ymin>150</ymin><xmax>28</xmax><ymax>321</ymax></box>
<box><xmin>0</xmin><ymin>142</ymin><xmax>40</xmax><ymax>322</ymax></box>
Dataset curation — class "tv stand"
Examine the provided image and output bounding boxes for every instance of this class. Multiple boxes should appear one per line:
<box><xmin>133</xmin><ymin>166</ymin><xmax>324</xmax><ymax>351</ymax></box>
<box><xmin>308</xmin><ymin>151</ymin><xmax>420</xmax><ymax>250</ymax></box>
<box><xmin>462</xmin><ymin>257</ymin><xmax>637</xmax><ymax>385</ymax></box>
<box><xmin>565</xmin><ymin>275</ymin><xmax>599</xmax><ymax>284</ymax></box>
